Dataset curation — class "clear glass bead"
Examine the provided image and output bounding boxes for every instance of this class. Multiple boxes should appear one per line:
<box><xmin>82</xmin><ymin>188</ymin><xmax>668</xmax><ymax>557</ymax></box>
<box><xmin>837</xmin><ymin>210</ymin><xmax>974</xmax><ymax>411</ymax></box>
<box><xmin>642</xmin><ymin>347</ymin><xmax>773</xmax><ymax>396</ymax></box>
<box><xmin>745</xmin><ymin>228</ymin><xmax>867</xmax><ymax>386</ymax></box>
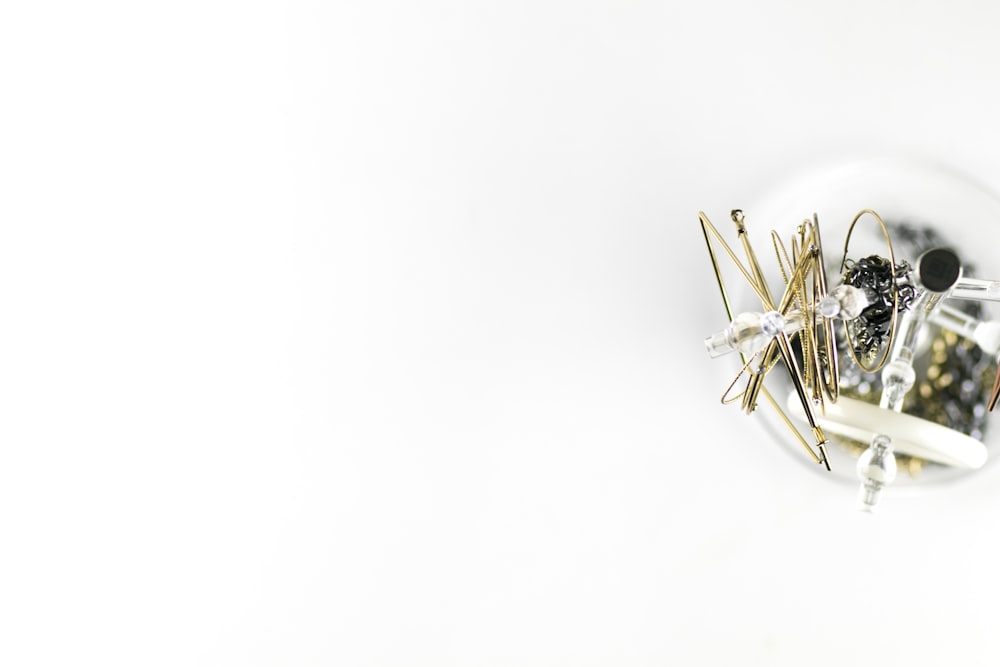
<box><xmin>828</xmin><ymin>284</ymin><xmax>872</xmax><ymax>320</ymax></box>
<box><xmin>704</xmin><ymin>310</ymin><xmax>793</xmax><ymax>358</ymax></box>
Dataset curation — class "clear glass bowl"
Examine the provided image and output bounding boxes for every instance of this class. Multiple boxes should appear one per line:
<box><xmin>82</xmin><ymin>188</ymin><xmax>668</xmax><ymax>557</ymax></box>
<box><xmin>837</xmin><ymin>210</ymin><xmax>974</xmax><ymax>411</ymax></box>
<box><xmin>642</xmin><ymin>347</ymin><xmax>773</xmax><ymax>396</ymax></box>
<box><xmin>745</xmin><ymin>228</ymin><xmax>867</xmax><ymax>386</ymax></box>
<box><xmin>735</xmin><ymin>155</ymin><xmax>1000</xmax><ymax>495</ymax></box>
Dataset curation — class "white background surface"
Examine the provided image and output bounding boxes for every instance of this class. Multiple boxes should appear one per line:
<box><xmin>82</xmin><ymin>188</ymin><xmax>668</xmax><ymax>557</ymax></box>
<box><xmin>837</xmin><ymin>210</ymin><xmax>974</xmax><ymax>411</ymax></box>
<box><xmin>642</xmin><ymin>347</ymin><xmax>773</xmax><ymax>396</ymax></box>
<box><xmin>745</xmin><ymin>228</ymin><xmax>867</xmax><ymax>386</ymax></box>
<box><xmin>5</xmin><ymin>1</ymin><xmax>1000</xmax><ymax>665</ymax></box>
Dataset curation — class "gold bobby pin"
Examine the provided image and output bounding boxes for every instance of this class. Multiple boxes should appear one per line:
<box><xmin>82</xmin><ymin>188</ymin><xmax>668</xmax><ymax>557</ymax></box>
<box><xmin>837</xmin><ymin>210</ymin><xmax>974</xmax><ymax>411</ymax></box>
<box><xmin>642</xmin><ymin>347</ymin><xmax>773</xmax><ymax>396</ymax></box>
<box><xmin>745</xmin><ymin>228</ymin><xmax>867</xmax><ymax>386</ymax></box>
<box><xmin>699</xmin><ymin>210</ymin><xmax>831</xmax><ymax>469</ymax></box>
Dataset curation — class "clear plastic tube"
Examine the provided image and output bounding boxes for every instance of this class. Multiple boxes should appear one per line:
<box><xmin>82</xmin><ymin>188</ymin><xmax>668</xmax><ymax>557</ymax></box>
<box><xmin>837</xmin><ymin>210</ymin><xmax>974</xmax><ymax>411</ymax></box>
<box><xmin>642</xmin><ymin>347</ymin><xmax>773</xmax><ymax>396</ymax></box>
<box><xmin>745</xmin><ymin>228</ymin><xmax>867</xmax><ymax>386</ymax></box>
<box><xmin>950</xmin><ymin>277</ymin><xmax>1000</xmax><ymax>302</ymax></box>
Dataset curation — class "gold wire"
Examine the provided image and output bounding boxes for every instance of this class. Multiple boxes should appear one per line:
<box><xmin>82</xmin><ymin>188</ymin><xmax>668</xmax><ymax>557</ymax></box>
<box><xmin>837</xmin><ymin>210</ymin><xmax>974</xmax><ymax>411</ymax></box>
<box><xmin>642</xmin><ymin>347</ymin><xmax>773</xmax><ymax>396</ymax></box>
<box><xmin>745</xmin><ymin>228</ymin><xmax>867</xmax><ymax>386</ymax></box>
<box><xmin>699</xmin><ymin>212</ymin><xmax>771</xmax><ymax>308</ymax></box>
<box><xmin>793</xmin><ymin>218</ymin><xmax>831</xmax><ymax>407</ymax></box>
<box><xmin>743</xmin><ymin>341</ymin><xmax>779</xmax><ymax>413</ymax></box>
<box><xmin>732</xmin><ymin>210</ymin><xmax>777</xmax><ymax>311</ymax></box>
<box><xmin>774</xmin><ymin>249</ymin><xmax>826</xmax><ymax>430</ymax></box>
<box><xmin>770</xmin><ymin>230</ymin><xmax>815</xmax><ymax>399</ymax></box>
<box><xmin>721</xmin><ymin>348</ymin><xmax>782</xmax><ymax>406</ymax></box>
<box><xmin>771</xmin><ymin>230</ymin><xmax>793</xmax><ymax>287</ymax></box>
<box><xmin>774</xmin><ymin>330</ymin><xmax>826</xmax><ymax>465</ymax></box>
<box><xmin>699</xmin><ymin>210</ymin><xmax>827</xmax><ymax>466</ymax></box>
<box><xmin>700</xmin><ymin>211</ymin><xmax>757</xmax><ymax>408</ymax></box>
<box><xmin>811</xmin><ymin>214</ymin><xmax>839</xmax><ymax>403</ymax></box>
<box><xmin>771</xmin><ymin>230</ymin><xmax>813</xmax><ymax>404</ymax></box>
<box><xmin>742</xmin><ymin>244</ymin><xmax>817</xmax><ymax>415</ymax></box>
<box><xmin>721</xmin><ymin>352</ymin><xmax>758</xmax><ymax>405</ymax></box>
<box><xmin>840</xmin><ymin>209</ymin><xmax>899</xmax><ymax>374</ymax></box>
<box><xmin>759</xmin><ymin>387</ymin><xmax>822</xmax><ymax>464</ymax></box>
<box><xmin>792</xmin><ymin>246</ymin><xmax>815</xmax><ymax>396</ymax></box>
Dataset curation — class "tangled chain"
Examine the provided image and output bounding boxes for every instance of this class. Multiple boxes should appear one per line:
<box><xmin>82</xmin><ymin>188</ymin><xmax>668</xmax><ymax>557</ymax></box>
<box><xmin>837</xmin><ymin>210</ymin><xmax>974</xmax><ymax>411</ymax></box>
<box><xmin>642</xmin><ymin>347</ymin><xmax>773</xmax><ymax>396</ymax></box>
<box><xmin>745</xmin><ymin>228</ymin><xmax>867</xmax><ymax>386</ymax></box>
<box><xmin>843</xmin><ymin>254</ymin><xmax>916</xmax><ymax>361</ymax></box>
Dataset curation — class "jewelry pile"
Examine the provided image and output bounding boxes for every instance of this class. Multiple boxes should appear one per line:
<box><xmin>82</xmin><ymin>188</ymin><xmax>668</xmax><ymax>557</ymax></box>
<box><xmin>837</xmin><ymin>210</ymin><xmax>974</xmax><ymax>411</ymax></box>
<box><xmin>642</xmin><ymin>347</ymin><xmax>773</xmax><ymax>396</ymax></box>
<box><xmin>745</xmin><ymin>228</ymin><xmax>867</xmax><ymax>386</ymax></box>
<box><xmin>701</xmin><ymin>209</ymin><xmax>1000</xmax><ymax>511</ymax></box>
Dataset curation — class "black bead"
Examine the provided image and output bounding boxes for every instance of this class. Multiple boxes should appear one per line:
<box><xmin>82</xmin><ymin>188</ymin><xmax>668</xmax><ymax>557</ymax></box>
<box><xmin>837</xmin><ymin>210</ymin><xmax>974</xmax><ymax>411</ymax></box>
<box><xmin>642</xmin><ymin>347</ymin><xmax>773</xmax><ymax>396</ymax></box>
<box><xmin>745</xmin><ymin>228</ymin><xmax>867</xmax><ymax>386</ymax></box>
<box><xmin>917</xmin><ymin>247</ymin><xmax>962</xmax><ymax>293</ymax></box>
